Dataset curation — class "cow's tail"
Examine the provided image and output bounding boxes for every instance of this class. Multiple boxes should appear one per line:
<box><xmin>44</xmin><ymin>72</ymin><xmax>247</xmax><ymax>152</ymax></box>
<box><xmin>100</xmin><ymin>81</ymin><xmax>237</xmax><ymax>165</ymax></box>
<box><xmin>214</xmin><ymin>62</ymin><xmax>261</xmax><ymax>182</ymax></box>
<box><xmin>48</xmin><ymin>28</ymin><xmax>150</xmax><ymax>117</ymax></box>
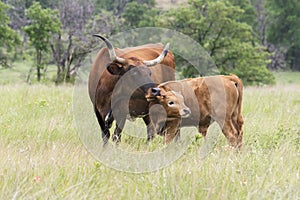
<box><xmin>229</xmin><ymin>74</ymin><xmax>244</xmax><ymax>147</ymax></box>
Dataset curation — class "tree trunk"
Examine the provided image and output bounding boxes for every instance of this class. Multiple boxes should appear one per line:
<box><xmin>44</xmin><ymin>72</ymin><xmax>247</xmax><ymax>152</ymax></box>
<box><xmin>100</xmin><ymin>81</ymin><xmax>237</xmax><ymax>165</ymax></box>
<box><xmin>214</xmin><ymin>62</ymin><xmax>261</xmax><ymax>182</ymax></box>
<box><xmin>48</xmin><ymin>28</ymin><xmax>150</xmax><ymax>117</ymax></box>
<box><xmin>37</xmin><ymin>50</ymin><xmax>42</xmax><ymax>82</ymax></box>
<box><xmin>37</xmin><ymin>66</ymin><xmax>41</xmax><ymax>81</ymax></box>
<box><xmin>256</xmin><ymin>0</ymin><xmax>267</xmax><ymax>46</ymax></box>
<box><xmin>51</xmin><ymin>35</ymin><xmax>63</xmax><ymax>83</ymax></box>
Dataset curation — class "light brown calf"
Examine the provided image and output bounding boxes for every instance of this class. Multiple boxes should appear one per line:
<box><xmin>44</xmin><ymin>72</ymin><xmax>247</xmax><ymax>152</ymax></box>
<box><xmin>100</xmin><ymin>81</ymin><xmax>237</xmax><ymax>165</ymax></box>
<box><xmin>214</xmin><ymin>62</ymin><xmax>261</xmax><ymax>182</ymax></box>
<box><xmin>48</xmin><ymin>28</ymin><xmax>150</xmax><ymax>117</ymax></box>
<box><xmin>146</xmin><ymin>74</ymin><xmax>244</xmax><ymax>148</ymax></box>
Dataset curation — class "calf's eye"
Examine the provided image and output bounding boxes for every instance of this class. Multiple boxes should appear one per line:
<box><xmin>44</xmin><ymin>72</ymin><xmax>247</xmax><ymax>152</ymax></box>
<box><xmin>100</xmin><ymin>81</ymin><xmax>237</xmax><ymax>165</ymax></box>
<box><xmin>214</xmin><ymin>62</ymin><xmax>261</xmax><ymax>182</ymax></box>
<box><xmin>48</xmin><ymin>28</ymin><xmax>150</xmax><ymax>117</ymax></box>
<box><xmin>168</xmin><ymin>101</ymin><xmax>175</xmax><ymax>106</ymax></box>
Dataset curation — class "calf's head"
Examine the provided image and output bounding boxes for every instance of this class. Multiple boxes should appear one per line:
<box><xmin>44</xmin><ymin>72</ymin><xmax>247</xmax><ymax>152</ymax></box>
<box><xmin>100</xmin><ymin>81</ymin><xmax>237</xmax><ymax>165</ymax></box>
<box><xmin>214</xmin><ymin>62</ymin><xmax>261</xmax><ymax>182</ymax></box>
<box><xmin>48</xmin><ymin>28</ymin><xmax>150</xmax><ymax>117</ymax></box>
<box><xmin>146</xmin><ymin>86</ymin><xmax>191</xmax><ymax>119</ymax></box>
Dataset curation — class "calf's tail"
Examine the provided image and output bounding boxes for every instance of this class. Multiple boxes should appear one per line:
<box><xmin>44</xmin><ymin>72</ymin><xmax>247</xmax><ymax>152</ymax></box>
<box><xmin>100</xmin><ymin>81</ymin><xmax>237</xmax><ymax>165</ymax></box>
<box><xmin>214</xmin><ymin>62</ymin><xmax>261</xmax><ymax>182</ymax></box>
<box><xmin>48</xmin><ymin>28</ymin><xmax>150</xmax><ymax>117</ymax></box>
<box><xmin>228</xmin><ymin>74</ymin><xmax>244</xmax><ymax>147</ymax></box>
<box><xmin>229</xmin><ymin>75</ymin><xmax>243</xmax><ymax>122</ymax></box>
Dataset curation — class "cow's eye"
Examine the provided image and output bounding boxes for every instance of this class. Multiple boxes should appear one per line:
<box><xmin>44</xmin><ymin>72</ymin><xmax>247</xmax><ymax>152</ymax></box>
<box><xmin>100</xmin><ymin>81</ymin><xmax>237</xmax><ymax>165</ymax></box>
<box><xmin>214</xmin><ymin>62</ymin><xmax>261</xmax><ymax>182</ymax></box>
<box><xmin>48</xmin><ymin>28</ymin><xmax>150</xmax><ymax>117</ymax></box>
<box><xmin>168</xmin><ymin>101</ymin><xmax>175</xmax><ymax>106</ymax></box>
<box><xmin>128</xmin><ymin>65</ymin><xmax>135</xmax><ymax>69</ymax></box>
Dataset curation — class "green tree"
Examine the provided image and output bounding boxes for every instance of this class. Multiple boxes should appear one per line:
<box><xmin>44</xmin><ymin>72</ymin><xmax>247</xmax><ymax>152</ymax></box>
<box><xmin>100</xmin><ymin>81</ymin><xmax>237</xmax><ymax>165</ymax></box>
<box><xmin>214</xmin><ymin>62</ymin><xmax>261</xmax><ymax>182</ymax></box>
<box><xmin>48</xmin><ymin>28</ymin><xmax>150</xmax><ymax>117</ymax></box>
<box><xmin>50</xmin><ymin>0</ymin><xmax>99</xmax><ymax>84</ymax></box>
<box><xmin>94</xmin><ymin>0</ymin><xmax>155</xmax><ymax>15</ymax></box>
<box><xmin>228</xmin><ymin>0</ymin><xmax>257</xmax><ymax>27</ymax></box>
<box><xmin>123</xmin><ymin>2</ymin><xmax>158</xmax><ymax>28</ymax></box>
<box><xmin>0</xmin><ymin>1</ymin><xmax>20</xmax><ymax>68</ymax></box>
<box><xmin>266</xmin><ymin>0</ymin><xmax>300</xmax><ymax>70</ymax></box>
<box><xmin>158</xmin><ymin>0</ymin><xmax>274</xmax><ymax>85</ymax></box>
<box><xmin>24</xmin><ymin>0</ymin><xmax>58</xmax><ymax>9</ymax></box>
<box><xmin>94</xmin><ymin>0</ymin><xmax>114</xmax><ymax>12</ymax></box>
<box><xmin>23</xmin><ymin>2</ymin><xmax>61</xmax><ymax>81</ymax></box>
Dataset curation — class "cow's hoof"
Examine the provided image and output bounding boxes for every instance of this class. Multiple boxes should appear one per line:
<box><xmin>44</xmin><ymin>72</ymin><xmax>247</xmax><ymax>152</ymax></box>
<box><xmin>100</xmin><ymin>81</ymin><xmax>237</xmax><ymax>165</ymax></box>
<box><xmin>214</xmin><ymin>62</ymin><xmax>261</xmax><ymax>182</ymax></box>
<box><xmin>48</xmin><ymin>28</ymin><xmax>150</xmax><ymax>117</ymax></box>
<box><xmin>112</xmin><ymin>135</ymin><xmax>121</xmax><ymax>143</ymax></box>
<box><xmin>147</xmin><ymin>135</ymin><xmax>155</xmax><ymax>142</ymax></box>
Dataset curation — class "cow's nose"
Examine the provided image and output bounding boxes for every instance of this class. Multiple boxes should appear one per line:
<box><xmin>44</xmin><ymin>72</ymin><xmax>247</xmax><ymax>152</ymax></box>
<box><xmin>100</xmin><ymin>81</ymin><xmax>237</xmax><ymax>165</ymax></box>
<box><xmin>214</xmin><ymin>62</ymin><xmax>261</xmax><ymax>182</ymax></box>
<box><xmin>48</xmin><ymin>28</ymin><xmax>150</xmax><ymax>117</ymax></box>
<box><xmin>182</xmin><ymin>108</ymin><xmax>191</xmax><ymax>117</ymax></box>
<box><xmin>151</xmin><ymin>88</ymin><xmax>161</xmax><ymax>96</ymax></box>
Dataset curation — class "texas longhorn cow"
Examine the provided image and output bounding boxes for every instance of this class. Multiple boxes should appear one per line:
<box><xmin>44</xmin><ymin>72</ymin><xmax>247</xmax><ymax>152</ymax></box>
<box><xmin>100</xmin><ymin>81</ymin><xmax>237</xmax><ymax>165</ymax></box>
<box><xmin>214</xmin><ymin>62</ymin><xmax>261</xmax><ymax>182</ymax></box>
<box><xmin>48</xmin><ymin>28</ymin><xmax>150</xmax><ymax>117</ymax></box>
<box><xmin>88</xmin><ymin>34</ymin><xmax>175</xmax><ymax>144</ymax></box>
<box><xmin>146</xmin><ymin>74</ymin><xmax>244</xmax><ymax>148</ymax></box>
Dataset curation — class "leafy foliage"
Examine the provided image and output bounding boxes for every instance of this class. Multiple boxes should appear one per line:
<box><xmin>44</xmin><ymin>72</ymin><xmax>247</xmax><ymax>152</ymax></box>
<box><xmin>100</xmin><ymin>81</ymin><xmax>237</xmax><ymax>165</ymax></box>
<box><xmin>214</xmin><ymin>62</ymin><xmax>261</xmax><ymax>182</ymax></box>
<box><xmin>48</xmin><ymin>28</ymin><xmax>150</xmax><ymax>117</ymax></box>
<box><xmin>2</xmin><ymin>0</ymin><xmax>300</xmax><ymax>85</ymax></box>
<box><xmin>24</xmin><ymin>2</ymin><xmax>61</xmax><ymax>52</ymax></box>
<box><xmin>228</xmin><ymin>0</ymin><xmax>257</xmax><ymax>27</ymax></box>
<box><xmin>94</xmin><ymin>0</ymin><xmax>155</xmax><ymax>15</ymax></box>
<box><xmin>123</xmin><ymin>2</ymin><xmax>159</xmax><ymax>28</ymax></box>
<box><xmin>0</xmin><ymin>1</ymin><xmax>20</xmax><ymax>67</ymax></box>
<box><xmin>50</xmin><ymin>0</ymin><xmax>95</xmax><ymax>83</ymax></box>
<box><xmin>23</xmin><ymin>2</ymin><xmax>61</xmax><ymax>81</ymax></box>
<box><xmin>158</xmin><ymin>0</ymin><xmax>275</xmax><ymax>85</ymax></box>
<box><xmin>266</xmin><ymin>0</ymin><xmax>300</xmax><ymax>70</ymax></box>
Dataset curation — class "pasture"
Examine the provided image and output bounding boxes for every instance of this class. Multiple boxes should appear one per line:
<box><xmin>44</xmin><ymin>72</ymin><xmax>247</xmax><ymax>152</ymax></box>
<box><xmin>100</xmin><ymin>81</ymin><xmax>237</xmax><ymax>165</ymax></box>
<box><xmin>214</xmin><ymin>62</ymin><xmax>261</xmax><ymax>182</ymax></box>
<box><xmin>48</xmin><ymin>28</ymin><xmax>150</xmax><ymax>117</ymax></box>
<box><xmin>0</xmin><ymin>72</ymin><xmax>299</xmax><ymax>199</ymax></box>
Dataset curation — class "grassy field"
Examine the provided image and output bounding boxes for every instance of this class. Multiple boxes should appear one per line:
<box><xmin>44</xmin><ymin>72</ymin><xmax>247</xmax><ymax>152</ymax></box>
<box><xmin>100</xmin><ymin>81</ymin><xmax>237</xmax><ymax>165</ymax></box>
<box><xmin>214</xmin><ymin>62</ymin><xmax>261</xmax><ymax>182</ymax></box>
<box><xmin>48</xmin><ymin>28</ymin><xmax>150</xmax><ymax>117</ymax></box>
<box><xmin>0</xmin><ymin>72</ymin><xmax>300</xmax><ymax>199</ymax></box>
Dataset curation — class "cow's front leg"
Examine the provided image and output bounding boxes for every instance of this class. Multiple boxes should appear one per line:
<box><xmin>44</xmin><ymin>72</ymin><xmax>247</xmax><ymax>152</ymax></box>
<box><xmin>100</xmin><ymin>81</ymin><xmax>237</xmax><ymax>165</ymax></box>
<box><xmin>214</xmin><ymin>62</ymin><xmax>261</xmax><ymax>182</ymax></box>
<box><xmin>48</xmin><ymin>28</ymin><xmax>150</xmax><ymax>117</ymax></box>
<box><xmin>143</xmin><ymin>115</ymin><xmax>155</xmax><ymax>141</ymax></box>
<box><xmin>104</xmin><ymin>110</ymin><xmax>113</xmax><ymax>130</ymax></box>
<box><xmin>112</xmin><ymin>118</ymin><xmax>125</xmax><ymax>144</ymax></box>
<box><xmin>102</xmin><ymin>128</ymin><xmax>110</xmax><ymax>145</ymax></box>
<box><xmin>94</xmin><ymin>107</ymin><xmax>110</xmax><ymax>145</ymax></box>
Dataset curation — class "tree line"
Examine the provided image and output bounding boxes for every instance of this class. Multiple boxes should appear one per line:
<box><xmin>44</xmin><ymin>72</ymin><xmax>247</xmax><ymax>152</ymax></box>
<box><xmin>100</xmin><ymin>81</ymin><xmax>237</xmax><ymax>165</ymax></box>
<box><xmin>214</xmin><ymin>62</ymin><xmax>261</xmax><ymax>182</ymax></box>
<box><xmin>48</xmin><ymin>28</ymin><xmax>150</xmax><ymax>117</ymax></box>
<box><xmin>0</xmin><ymin>0</ymin><xmax>299</xmax><ymax>85</ymax></box>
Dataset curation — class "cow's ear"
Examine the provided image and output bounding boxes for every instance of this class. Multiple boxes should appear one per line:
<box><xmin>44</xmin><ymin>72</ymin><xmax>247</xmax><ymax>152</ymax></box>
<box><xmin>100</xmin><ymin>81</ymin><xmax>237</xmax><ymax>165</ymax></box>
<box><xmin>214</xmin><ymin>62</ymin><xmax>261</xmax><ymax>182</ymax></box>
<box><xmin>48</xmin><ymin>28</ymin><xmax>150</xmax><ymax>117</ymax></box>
<box><xmin>106</xmin><ymin>63</ymin><xmax>125</xmax><ymax>75</ymax></box>
<box><xmin>156</xmin><ymin>93</ymin><xmax>166</xmax><ymax>101</ymax></box>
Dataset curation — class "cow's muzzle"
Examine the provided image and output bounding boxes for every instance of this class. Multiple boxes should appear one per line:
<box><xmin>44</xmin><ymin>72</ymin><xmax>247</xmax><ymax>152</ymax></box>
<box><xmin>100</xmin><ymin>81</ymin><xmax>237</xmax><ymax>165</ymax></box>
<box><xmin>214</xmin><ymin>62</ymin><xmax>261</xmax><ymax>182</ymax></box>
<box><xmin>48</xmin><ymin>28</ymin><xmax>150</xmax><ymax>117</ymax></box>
<box><xmin>151</xmin><ymin>87</ymin><xmax>161</xmax><ymax>96</ymax></box>
<box><xmin>181</xmin><ymin>107</ymin><xmax>191</xmax><ymax>118</ymax></box>
<box><xmin>146</xmin><ymin>87</ymin><xmax>161</xmax><ymax>102</ymax></box>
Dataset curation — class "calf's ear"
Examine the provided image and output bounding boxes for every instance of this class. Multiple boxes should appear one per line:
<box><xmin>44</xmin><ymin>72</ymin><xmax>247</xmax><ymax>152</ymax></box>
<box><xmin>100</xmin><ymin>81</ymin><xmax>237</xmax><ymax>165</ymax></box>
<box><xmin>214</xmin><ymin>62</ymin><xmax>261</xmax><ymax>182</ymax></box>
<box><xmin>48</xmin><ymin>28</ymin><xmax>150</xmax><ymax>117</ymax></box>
<box><xmin>106</xmin><ymin>63</ymin><xmax>125</xmax><ymax>75</ymax></box>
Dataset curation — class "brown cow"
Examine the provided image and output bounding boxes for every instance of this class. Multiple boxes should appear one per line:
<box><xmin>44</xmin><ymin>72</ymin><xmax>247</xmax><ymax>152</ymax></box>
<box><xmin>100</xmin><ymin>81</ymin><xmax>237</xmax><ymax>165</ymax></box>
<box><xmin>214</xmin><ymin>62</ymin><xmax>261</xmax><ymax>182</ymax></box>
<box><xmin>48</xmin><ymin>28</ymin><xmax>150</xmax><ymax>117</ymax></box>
<box><xmin>146</xmin><ymin>74</ymin><xmax>244</xmax><ymax>148</ymax></box>
<box><xmin>89</xmin><ymin>34</ymin><xmax>175</xmax><ymax>144</ymax></box>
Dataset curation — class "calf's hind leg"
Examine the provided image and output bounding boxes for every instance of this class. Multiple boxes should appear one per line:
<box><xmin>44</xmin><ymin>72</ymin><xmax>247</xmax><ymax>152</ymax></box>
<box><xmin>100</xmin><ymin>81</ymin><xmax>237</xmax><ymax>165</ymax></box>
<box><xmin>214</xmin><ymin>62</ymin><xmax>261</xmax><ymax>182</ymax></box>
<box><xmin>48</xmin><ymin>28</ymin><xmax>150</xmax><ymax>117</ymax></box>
<box><xmin>218</xmin><ymin>118</ymin><xmax>239</xmax><ymax>148</ymax></box>
<box><xmin>231</xmin><ymin>111</ymin><xmax>244</xmax><ymax>148</ymax></box>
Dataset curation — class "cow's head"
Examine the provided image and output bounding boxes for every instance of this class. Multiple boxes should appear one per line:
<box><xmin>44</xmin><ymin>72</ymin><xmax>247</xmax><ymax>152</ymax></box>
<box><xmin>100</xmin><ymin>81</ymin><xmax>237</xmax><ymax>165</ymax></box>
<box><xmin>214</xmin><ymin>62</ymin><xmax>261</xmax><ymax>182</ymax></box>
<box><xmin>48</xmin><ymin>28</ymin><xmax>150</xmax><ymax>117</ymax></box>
<box><xmin>93</xmin><ymin>34</ymin><xmax>170</xmax><ymax>94</ymax></box>
<box><xmin>146</xmin><ymin>86</ymin><xmax>191</xmax><ymax>119</ymax></box>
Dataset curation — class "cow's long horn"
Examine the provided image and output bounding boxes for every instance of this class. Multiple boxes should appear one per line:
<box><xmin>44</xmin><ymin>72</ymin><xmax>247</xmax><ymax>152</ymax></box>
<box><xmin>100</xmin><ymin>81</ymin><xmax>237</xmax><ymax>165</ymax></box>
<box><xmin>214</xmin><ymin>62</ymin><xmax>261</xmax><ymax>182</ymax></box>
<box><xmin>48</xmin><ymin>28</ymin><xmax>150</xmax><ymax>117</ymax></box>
<box><xmin>143</xmin><ymin>43</ymin><xmax>170</xmax><ymax>67</ymax></box>
<box><xmin>93</xmin><ymin>34</ymin><xmax>126</xmax><ymax>64</ymax></box>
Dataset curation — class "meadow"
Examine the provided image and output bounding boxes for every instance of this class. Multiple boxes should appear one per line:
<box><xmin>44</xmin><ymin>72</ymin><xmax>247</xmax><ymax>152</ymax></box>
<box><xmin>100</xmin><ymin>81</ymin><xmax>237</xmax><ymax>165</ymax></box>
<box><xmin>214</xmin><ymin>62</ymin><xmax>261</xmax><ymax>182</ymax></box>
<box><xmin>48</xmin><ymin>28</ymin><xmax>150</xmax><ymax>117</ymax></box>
<box><xmin>0</xmin><ymin>72</ymin><xmax>299</xmax><ymax>199</ymax></box>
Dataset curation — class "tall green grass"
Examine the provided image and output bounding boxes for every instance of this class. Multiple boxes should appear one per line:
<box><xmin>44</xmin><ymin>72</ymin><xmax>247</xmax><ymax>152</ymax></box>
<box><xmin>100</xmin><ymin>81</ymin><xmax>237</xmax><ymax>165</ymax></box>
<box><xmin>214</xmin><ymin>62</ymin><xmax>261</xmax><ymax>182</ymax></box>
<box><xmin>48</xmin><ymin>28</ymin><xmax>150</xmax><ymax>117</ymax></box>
<box><xmin>274</xmin><ymin>71</ymin><xmax>300</xmax><ymax>85</ymax></box>
<box><xmin>0</xmin><ymin>78</ymin><xmax>299</xmax><ymax>199</ymax></box>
